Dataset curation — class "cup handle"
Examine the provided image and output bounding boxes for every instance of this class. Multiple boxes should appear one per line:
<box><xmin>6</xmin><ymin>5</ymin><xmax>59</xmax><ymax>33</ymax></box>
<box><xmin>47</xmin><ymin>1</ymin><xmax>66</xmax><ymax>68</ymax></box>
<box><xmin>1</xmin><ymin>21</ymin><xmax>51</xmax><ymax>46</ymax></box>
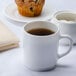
<box><xmin>58</xmin><ymin>35</ymin><xmax>73</xmax><ymax>59</ymax></box>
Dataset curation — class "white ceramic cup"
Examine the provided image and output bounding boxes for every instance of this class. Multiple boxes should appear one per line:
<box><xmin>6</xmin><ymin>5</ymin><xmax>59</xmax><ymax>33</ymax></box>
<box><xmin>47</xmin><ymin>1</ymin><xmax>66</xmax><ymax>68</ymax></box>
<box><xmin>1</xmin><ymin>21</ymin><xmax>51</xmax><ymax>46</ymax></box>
<box><xmin>23</xmin><ymin>21</ymin><xmax>73</xmax><ymax>71</ymax></box>
<box><xmin>51</xmin><ymin>10</ymin><xmax>76</xmax><ymax>44</ymax></box>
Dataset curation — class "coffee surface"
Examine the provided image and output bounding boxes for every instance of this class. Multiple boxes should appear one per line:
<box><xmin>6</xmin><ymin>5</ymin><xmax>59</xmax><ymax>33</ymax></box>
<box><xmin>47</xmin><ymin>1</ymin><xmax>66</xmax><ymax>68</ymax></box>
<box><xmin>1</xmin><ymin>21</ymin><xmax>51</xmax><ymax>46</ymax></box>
<box><xmin>27</xmin><ymin>28</ymin><xmax>54</xmax><ymax>36</ymax></box>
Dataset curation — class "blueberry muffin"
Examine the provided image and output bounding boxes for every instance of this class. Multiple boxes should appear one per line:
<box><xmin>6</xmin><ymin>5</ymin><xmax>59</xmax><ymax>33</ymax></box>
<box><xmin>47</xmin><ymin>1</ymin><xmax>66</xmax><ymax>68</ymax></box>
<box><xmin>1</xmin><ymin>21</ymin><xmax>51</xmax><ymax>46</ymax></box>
<box><xmin>15</xmin><ymin>0</ymin><xmax>45</xmax><ymax>17</ymax></box>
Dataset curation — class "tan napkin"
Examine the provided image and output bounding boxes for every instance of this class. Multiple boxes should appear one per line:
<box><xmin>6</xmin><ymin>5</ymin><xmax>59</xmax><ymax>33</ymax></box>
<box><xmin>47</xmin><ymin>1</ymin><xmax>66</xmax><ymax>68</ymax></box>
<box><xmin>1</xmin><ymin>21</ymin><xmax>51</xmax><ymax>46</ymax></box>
<box><xmin>0</xmin><ymin>20</ymin><xmax>19</xmax><ymax>51</ymax></box>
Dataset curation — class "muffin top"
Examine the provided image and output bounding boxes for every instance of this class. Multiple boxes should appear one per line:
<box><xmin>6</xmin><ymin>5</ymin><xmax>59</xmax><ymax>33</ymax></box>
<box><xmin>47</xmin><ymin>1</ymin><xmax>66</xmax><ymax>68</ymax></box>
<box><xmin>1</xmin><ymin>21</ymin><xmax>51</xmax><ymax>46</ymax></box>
<box><xmin>15</xmin><ymin>0</ymin><xmax>45</xmax><ymax>7</ymax></box>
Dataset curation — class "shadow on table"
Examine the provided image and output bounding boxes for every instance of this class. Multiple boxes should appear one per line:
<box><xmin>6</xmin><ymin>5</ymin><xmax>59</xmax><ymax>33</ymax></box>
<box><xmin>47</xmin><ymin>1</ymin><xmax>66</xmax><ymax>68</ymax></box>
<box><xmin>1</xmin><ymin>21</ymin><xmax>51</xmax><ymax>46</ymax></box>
<box><xmin>34</xmin><ymin>63</ymin><xmax>72</xmax><ymax>72</ymax></box>
<box><xmin>18</xmin><ymin>63</ymin><xmax>73</xmax><ymax>76</ymax></box>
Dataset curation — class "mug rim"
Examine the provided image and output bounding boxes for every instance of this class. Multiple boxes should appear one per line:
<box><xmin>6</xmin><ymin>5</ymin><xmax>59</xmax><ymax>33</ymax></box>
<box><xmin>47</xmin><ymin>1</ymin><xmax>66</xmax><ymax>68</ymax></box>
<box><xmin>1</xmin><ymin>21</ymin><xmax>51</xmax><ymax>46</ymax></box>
<box><xmin>53</xmin><ymin>10</ymin><xmax>76</xmax><ymax>24</ymax></box>
<box><xmin>23</xmin><ymin>21</ymin><xmax>59</xmax><ymax>37</ymax></box>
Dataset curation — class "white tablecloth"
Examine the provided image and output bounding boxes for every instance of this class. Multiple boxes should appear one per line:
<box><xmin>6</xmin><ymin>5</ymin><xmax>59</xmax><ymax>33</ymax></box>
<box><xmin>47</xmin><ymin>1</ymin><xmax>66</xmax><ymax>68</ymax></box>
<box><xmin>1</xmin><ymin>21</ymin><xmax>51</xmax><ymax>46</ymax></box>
<box><xmin>0</xmin><ymin>0</ymin><xmax>76</xmax><ymax>76</ymax></box>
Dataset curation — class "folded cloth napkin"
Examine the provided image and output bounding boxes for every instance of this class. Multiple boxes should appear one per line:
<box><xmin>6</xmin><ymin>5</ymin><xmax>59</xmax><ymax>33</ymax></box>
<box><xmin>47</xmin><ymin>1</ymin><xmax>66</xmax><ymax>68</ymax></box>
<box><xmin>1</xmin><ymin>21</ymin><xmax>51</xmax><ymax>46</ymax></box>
<box><xmin>0</xmin><ymin>20</ymin><xmax>19</xmax><ymax>51</ymax></box>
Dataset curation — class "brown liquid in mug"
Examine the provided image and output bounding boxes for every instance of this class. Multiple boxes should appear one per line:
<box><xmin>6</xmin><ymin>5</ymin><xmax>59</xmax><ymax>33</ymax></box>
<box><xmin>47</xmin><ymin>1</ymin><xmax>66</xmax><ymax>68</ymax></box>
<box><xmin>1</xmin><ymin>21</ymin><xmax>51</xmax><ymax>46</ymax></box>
<box><xmin>27</xmin><ymin>28</ymin><xmax>55</xmax><ymax>36</ymax></box>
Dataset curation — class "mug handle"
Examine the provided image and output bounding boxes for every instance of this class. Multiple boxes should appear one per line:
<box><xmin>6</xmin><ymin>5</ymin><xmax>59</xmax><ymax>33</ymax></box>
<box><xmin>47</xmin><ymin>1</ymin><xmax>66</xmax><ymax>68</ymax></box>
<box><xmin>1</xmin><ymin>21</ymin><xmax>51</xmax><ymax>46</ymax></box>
<box><xmin>58</xmin><ymin>35</ymin><xmax>73</xmax><ymax>59</ymax></box>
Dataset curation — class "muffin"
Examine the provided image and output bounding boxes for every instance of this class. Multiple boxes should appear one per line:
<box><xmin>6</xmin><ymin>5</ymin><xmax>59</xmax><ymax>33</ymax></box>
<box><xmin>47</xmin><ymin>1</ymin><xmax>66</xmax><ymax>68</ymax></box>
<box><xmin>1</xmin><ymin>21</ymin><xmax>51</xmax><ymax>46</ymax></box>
<box><xmin>15</xmin><ymin>0</ymin><xmax>45</xmax><ymax>17</ymax></box>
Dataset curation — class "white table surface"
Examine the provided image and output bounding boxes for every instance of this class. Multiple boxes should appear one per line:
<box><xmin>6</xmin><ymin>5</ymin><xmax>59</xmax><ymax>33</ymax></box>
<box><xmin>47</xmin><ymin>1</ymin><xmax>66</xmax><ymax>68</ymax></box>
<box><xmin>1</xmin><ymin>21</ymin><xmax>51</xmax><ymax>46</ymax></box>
<box><xmin>0</xmin><ymin>0</ymin><xmax>76</xmax><ymax>76</ymax></box>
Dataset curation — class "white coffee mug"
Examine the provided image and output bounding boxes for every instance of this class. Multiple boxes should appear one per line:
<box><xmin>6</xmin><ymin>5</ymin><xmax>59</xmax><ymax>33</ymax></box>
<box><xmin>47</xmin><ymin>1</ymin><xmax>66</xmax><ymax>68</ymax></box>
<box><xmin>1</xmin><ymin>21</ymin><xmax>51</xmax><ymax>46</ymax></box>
<box><xmin>51</xmin><ymin>10</ymin><xmax>76</xmax><ymax>44</ymax></box>
<box><xmin>23</xmin><ymin>21</ymin><xmax>73</xmax><ymax>71</ymax></box>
